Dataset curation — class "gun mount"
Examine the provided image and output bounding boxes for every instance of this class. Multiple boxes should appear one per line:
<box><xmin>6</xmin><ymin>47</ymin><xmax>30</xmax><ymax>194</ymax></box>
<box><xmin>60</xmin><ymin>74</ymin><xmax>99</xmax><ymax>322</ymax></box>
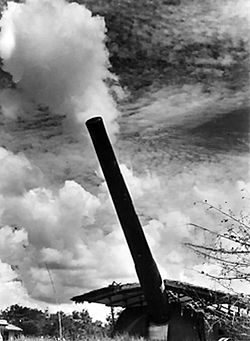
<box><xmin>72</xmin><ymin>117</ymin><xmax>244</xmax><ymax>341</ymax></box>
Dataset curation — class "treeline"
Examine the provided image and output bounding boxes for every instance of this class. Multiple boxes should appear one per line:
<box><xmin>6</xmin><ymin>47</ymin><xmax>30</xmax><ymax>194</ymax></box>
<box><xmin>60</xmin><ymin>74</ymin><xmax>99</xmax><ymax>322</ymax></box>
<box><xmin>1</xmin><ymin>304</ymin><xmax>110</xmax><ymax>339</ymax></box>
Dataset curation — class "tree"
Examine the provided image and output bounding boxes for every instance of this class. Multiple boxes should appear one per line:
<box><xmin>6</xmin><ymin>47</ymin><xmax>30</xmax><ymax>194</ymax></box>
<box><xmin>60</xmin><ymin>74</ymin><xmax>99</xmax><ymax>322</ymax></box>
<box><xmin>186</xmin><ymin>194</ymin><xmax>250</xmax><ymax>339</ymax></box>
<box><xmin>21</xmin><ymin>320</ymin><xmax>39</xmax><ymax>336</ymax></box>
<box><xmin>1</xmin><ymin>305</ymin><xmax>45</xmax><ymax>336</ymax></box>
<box><xmin>1</xmin><ymin>305</ymin><xmax>107</xmax><ymax>338</ymax></box>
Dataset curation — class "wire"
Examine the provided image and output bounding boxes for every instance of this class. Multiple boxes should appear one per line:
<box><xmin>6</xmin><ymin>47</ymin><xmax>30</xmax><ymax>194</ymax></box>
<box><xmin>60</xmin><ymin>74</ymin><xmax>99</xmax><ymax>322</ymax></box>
<box><xmin>45</xmin><ymin>262</ymin><xmax>63</xmax><ymax>341</ymax></box>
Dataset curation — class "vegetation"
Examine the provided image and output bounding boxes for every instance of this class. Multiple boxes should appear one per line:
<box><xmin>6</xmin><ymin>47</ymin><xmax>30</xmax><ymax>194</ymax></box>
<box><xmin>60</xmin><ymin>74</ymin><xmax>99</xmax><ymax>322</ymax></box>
<box><xmin>0</xmin><ymin>304</ymin><xmax>145</xmax><ymax>340</ymax></box>
<box><xmin>186</xmin><ymin>193</ymin><xmax>250</xmax><ymax>339</ymax></box>
<box><xmin>22</xmin><ymin>337</ymin><xmax>145</xmax><ymax>341</ymax></box>
<box><xmin>1</xmin><ymin>305</ymin><xmax>109</xmax><ymax>339</ymax></box>
<box><xmin>187</xmin><ymin>202</ymin><xmax>250</xmax><ymax>285</ymax></box>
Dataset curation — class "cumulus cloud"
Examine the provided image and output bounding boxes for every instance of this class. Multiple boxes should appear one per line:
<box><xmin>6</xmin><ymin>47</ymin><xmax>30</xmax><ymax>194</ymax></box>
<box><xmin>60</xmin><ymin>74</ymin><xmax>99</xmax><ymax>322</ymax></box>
<box><xmin>0</xmin><ymin>0</ymin><xmax>121</xmax><ymax>307</ymax></box>
<box><xmin>0</xmin><ymin>260</ymin><xmax>38</xmax><ymax>309</ymax></box>
<box><xmin>0</xmin><ymin>147</ymin><xmax>43</xmax><ymax>196</ymax></box>
<box><xmin>0</xmin><ymin>0</ymin><xmax>120</xmax><ymax>135</ymax></box>
<box><xmin>0</xmin><ymin>143</ymin><xmax>249</xmax><ymax>306</ymax></box>
<box><xmin>0</xmin><ymin>148</ymin><xmax>134</xmax><ymax>303</ymax></box>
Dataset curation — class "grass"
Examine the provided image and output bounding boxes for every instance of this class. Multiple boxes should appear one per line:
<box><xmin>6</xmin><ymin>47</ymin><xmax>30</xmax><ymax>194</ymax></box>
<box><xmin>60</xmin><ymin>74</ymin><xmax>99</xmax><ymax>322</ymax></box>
<box><xmin>24</xmin><ymin>336</ymin><xmax>146</xmax><ymax>341</ymax></box>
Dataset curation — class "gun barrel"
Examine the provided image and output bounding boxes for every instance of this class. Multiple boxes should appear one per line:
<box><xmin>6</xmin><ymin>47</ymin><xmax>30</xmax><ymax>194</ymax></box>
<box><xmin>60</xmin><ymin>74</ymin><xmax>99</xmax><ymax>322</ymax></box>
<box><xmin>86</xmin><ymin>117</ymin><xmax>169</xmax><ymax>324</ymax></box>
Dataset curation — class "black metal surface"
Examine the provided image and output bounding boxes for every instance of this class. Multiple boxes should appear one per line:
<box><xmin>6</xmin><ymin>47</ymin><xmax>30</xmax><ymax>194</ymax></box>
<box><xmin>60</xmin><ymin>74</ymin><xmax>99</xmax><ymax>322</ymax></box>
<box><xmin>86</xmin><ymin>116</ymin><xmax>169</xmax><ymax>323</ymax></box>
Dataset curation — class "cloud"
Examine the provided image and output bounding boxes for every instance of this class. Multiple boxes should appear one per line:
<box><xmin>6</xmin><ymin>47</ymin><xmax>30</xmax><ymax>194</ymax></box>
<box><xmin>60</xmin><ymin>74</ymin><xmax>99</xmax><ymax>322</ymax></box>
<box><xmin>0</xmin><ymin>147</ymin><xmax>43</xmax><ymax>196</ymax></box>
<box><xmin>0</xmin><ymin>260</ymin><xmax>38</xmax><ymax>310</ymax></box>
<box><xmin>0</xmin><ymin>0</ymin><xmax>248</xmax><ymax>312</ymax></box>
<box><xmin>0</xmin><ymin>0</ymin><xmax>120</xmax><ymax>136</ymax></box>
<box><xmin>0</xmin><ymin>142</ymin><xmax>249</xmax><ymax>307</ymax></box>
<box><xmin>218</xmin><ymin>0</ymin><xmax>250</xmax><ymax>46</ymax></box>
<box><xmin>0</xmin><ymin>148</ymin><xmax>134</xmax><ymax>303</ymax></box>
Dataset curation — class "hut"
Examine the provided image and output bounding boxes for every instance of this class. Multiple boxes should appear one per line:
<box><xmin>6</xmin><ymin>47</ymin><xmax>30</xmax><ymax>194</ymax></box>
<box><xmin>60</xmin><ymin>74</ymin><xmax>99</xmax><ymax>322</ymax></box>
<box><xmin>72</xmin><ymin>279</ymin><xmax>249</xmax><ymax>340</ymax></box>
<box><xmin>76</xmin><ymin>117</ymin><xmax>250</xmax><ymax>340</ymax></box>
<box><xmin>0</xmin><ymin>320</ymin><xmax>23</xmax><ymax>341</ymax></box>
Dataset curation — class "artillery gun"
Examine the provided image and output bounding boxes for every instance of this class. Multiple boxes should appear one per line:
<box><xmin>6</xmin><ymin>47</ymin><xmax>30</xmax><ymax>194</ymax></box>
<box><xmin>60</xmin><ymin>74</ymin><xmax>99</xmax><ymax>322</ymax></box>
<box><xmin>72</xmin><ymin>117</ymin><xmax>247</xmax><ymax>340</ymax></box>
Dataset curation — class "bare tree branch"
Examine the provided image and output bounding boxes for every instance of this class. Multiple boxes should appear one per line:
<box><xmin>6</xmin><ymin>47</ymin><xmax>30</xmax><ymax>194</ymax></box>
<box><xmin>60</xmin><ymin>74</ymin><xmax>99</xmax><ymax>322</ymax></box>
<box><xmin>184</xmin><ymin>242</ymin><xmax>250</xmax><ymax>255</ymax></box>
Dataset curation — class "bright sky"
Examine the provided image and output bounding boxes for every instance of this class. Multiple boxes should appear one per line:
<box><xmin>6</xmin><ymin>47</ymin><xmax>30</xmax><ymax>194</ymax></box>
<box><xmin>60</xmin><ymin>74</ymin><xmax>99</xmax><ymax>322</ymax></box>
<box><xmin>0</xmin><ymin>0</ymin><xmax>249</xmax><ymax>321</ymax></box>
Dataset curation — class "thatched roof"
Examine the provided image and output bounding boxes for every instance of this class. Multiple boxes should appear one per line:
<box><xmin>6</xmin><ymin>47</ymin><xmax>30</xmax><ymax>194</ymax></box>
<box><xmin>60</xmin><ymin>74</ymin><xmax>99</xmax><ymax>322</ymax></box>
<box><xmin>5</xmin><ymin>324</ymin><xmax>22</xmax><ymax>332</ymax></box>
<box><xmin>72</xmin><ymin>278</ymin><xmax>248</xmax><ymax>313</ymax></box>
<box><xmin>0</xmin><ymin>320</ymin><xmax>22</xmax><ymax>332</ymax></box>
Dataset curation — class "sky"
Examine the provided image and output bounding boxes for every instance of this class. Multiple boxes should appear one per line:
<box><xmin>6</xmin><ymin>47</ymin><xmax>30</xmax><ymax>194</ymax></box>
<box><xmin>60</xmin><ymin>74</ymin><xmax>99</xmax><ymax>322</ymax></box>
<box><xmin>0</xmin><ymin>0</ymin><xmax>249</xmax><ymax>322</ymax></box>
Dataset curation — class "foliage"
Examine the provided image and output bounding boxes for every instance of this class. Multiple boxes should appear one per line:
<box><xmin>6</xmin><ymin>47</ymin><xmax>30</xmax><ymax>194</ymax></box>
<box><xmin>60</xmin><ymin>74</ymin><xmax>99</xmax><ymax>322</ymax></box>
<box><xmin>1</xmin><ymin>305</ymin><xmax>106</xmax><ymax>338</ymax></box>
<box><xmin>24</xmin><ymin>336</ymin><xmax>145</xmax><ymax>341</ymax></box>
<box><xmin>186</xmin><ymin>193</ymin><xmax>250</xmax><ymax>339</ymax></box>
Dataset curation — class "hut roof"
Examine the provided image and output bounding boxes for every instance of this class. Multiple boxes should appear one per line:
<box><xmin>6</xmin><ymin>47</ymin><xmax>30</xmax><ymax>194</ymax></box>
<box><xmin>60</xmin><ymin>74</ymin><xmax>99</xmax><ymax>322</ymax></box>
<box><xmin>5</xmin><ymin>324</ymin><xmax>22</xmax><ymax>332</ymax></box>
<box><xmin>71</xmin><ymin>279</ymin><xmax>249</xmax><ymax>312</ymax></box>
<box><xmin>0</xmin><ymin>320</ymin><xmax>8</xmax><ymax>326</ymax></box>
<box><xmin>0</xmin><ymin>320</ymin><xmax>22</xmax><ymax>332</ymax></box>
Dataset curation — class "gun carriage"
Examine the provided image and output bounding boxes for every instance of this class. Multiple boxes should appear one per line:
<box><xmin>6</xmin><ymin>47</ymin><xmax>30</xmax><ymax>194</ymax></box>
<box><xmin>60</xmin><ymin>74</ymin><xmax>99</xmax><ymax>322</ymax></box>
<box><xmin>72</xmin><ymin>117</ymin><xmax>248</xmax><ymax>341</ymax></box>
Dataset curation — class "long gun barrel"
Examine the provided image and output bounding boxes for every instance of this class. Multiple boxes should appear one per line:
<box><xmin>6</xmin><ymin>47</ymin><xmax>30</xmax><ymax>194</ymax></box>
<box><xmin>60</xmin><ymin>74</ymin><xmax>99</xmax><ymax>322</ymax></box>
<box><xmin>86</xmin><ymin>117</ymin><xmax>169</xmax><ymax>324</ymax></box>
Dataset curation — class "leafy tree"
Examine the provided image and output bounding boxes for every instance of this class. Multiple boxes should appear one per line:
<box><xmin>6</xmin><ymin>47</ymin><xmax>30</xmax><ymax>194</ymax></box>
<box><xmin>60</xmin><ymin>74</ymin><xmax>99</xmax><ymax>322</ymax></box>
<box><xmin>21</xmin><ymin>320</ymin><xmax>39</xmax><ymax>336</ymax></box>
<box><xmin>2</xmin><ymin>305</ymin><xmax>45</xmax><ymax>336</ymax></box>
<box><xmin>1</xmin><ymin>305</ymin><xmax>107</xmax><ymax>338</ymax></box>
